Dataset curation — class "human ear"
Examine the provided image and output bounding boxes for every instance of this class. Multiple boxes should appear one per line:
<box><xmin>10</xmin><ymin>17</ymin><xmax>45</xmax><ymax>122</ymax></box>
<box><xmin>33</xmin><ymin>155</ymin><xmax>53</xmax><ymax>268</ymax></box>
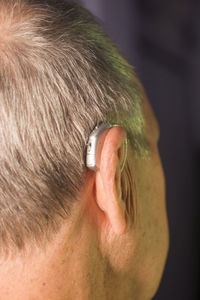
<box><xmin>95</xmin><ymin>126</ymin><xmax>128</xmax><ymax>235</ymax></box>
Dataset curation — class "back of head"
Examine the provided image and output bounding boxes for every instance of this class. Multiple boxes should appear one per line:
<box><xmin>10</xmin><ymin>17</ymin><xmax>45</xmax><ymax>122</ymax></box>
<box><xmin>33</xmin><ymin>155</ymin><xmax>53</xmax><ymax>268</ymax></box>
<box><xmin>0</xmin><ymin>0</ymin><xmax>144</xmax><ymax>256</ymax></box>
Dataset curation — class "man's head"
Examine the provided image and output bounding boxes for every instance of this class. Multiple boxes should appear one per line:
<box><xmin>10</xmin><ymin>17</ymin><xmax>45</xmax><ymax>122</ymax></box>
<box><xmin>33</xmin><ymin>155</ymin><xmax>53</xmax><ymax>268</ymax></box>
<box><xmin>0</xmin><ymin>0</ymin><xmax>169</xmax><ymax>299</ymax></box>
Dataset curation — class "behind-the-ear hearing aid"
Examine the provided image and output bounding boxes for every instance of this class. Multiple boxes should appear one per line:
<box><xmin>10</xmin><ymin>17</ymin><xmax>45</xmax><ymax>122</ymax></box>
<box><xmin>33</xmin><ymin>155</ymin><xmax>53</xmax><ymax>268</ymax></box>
<box><xmin>86</xmin><ymin>123</ymin><xmax>128</xmax><ymax>172</ymax></box>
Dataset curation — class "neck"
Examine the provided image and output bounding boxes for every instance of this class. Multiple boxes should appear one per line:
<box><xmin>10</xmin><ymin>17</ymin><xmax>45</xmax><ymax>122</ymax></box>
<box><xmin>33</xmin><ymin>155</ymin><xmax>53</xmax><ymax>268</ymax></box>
<box><xmin>0</xmin><ymin>214</ymin><xmax>107</xmax><ymax>300</ymax></box>
<box><xmin>0</xmin><ymin>199</ymin><xmax>142</xmax><ymax>300</ymax></box>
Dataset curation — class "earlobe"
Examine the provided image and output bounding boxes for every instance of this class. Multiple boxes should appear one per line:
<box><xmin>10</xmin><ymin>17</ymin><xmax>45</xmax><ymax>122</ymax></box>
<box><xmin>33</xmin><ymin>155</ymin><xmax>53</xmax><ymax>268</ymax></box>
<box><xmin>95</xmin><ymin>126</ymin><xmax>128</xmax><ymax>235</ymax></box>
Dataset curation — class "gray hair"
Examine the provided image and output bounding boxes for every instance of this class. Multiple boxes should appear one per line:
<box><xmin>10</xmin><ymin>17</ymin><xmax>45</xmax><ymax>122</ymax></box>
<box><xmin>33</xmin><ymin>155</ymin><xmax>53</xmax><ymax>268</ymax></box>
<box><xmin>0</xmin><ymin>0</ymin><xmax>146</xmax><ymax>256</ymax></box>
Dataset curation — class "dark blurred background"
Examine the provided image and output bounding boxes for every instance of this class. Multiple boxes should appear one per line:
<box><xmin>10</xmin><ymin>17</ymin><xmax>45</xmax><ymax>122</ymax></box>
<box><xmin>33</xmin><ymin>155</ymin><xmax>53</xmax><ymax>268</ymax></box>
<box><xmin>79</xmin><ymin>0</ymin><xmax>200</xmax><ymax>299</ymax></box>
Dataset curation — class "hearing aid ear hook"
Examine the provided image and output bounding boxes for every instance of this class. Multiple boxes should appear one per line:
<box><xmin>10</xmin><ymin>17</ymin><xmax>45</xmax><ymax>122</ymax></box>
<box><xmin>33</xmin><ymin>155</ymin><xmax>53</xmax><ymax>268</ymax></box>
<box><xmin>86</xmin><ymin>123</ymin><xmax>128</xmax><ymax>172</ymax></box>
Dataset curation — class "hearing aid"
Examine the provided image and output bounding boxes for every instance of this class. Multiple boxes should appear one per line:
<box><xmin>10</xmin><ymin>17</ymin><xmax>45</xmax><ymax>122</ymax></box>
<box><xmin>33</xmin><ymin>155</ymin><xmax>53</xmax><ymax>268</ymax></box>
<box><xmin>86</xmin><ymin>123</ymin><xmax>128</xmax><ymax>172</ymax></box>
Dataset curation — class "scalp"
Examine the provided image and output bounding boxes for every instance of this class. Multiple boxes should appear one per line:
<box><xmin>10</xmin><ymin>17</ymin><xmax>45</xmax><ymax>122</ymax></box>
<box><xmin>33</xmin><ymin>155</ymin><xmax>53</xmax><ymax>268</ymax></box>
<box><xmin>0</xmin><ymin>1</ymin><xmax>37</xmax><ymax>66</ymax></box>
<box><xmin>0</xmin><ymin>0</ymin><xmax>145</xmax><ymax>257</ymax></box>
<box><xmin>0</xmin><ymin>1</ymin><xmax>31</xmax><ymax>43</ymax></box>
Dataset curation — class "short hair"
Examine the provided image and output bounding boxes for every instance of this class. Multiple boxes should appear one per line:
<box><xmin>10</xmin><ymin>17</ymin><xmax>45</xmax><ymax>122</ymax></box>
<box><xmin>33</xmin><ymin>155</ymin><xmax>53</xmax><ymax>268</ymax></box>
<box><xmin>0</xmin><ymin>0</ymin><xmax>147</xmax><ymax>256</ymax></box>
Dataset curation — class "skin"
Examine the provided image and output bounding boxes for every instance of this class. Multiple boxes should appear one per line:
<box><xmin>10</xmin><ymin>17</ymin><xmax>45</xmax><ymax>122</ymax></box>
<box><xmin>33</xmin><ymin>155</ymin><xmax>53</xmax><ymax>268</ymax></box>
<box><xmin>0</xmin><ymin>90</ymin><xmax>169</xmax><ymax>300</ymax></box>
